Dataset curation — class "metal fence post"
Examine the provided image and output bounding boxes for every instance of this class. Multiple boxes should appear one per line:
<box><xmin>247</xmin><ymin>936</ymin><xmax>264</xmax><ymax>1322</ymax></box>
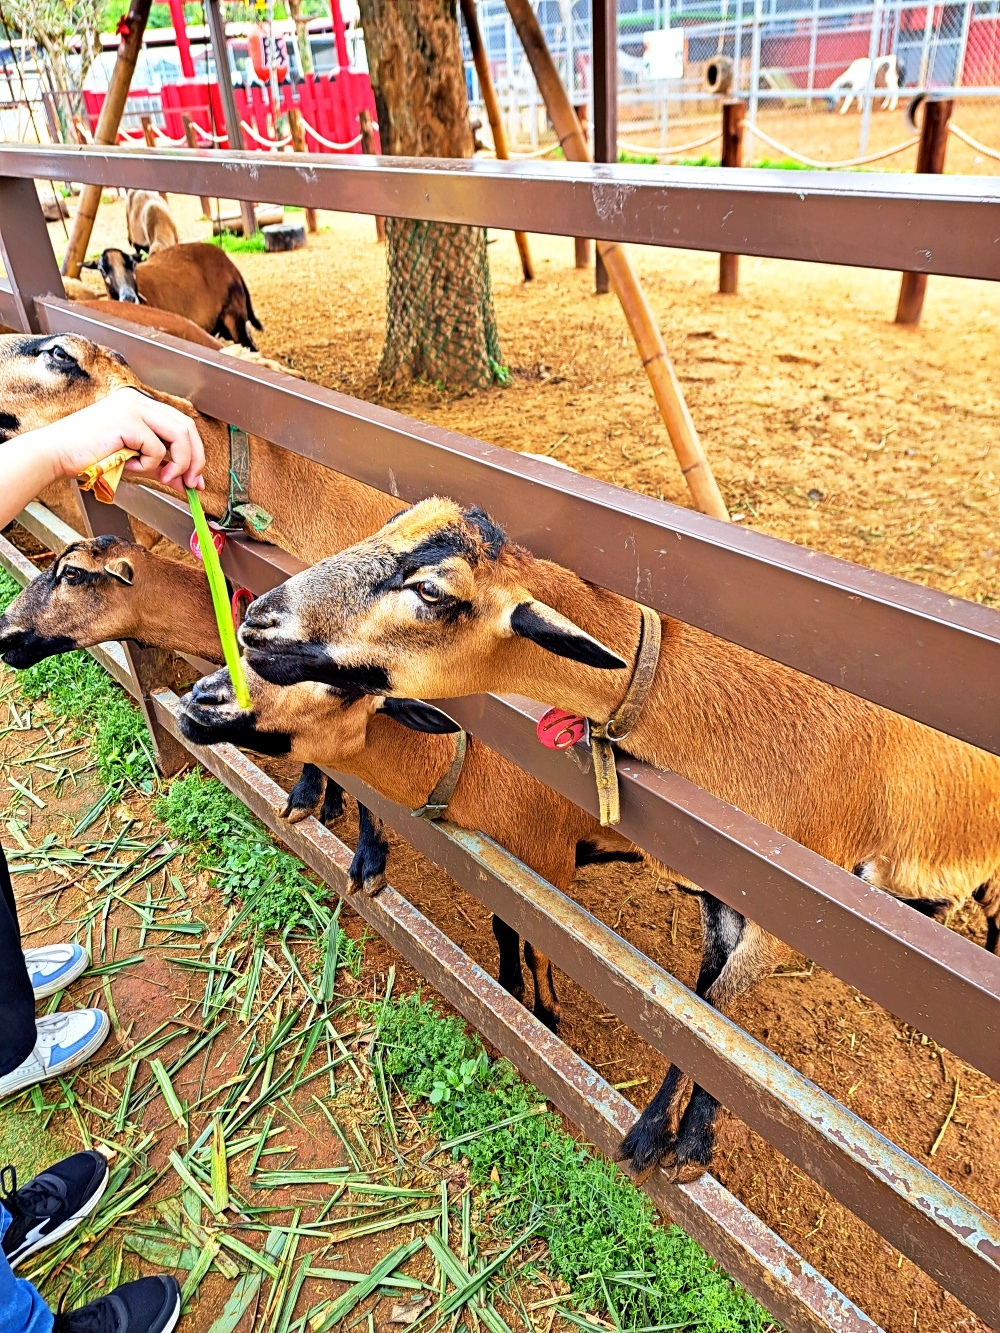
<box><xmin>592</xmin><ymin>0</ymin><xmax>618</xmax><ymax>296</ymax></box>
<box><xmin>858</xmin><ymin>0</ymin><xmax>883</xmax><ymax>156</ymax></box>
<box><xmin>0</xmin><ymin>175</ymin><xmax>64</xmax><ymax>331</ymax></box>
<box><xmin>205</xmin><ymin>0</ymin><xmax>257</xmax><ymax>239</ymax></box>
<box><xmin>747</xmin><ymin>0</ymin><xmax>762</xmax><ymax>155</ymax></box>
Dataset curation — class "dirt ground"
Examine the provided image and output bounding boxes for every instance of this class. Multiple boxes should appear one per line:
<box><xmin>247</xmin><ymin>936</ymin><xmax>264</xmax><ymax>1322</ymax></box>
<box><xmin>39</xmin><ymin>189</ymin><xmax>1000</xmax><ymax>1332</ymax></box>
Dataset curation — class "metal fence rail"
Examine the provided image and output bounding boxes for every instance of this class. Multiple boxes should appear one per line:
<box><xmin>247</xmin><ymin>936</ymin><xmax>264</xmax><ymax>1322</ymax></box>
<box><xmin>0</xmin><ymin>143</ymin><xmax>998</xmax><ymax>1328</ymax></box>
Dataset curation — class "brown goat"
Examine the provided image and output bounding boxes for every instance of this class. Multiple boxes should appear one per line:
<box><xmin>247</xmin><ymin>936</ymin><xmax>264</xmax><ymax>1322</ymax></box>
<box><xmin>178</xmin><ymin>661</ymin><xmax>641</xmax><ymax>1030</ymax></box>
<box><xmin>90</xmin><ymin>245</ymin><xmax>262</xmax><ymax>349</ymax></box>
<box><xmin>0</xmin><ymin>536</ymin><xmax>638</xmax><ymax>1027</ymax></box>
<box><xmin>126</xmin><ymin>190</ymin><xmax>180</xmax><ymax>255</ymax></box>
<box><xmin>238</xmin><ymin>496</ymin><xmax>1000</xmax><ymax>1180</ymax></box>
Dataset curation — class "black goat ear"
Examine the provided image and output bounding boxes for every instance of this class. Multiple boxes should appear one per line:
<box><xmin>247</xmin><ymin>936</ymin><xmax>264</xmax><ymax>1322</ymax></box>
<box><xmin>378</xmin><ymin>697</ymin><xmax>461</xmax><ymax>734</ymax></box>
<box><xmin>509</xmin><ymin>600</ymin><xmax>627</xmax><ymax>671</ymax></box>
<box><xmin>79</xmin><ymin>259</ymin><xmax>99</xmax><ymax>270</ymax></box>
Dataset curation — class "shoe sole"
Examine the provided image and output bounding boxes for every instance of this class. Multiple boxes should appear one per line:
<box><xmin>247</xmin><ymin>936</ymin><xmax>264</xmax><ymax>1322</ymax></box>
<box><xmin>31</xmin><ymin>951</ymin><xmax>90</xmax><ymax>1000</ymax></box>
<box><xmin>7</xmin><ymin>1160</ymin><xmax>111</xmax><ymax>1270</ymax></box>
<box><xmin>0</xmin><ymin>1012</ymin><xmax>111</xmax><ymax>1099</ymax></box>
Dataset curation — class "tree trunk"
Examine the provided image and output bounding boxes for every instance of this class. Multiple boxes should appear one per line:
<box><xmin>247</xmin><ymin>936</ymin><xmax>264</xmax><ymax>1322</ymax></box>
<box><xmin>357</xmin><ymin>0</ymin><xmax>504</xmax><ymax>390</ymax></box>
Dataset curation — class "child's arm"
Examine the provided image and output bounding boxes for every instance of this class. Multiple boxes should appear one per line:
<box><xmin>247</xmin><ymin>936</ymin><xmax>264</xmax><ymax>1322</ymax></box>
<box><xmin>0</xmin><ymin>387</ymin><xmax>205</xmax><ymax>528</ymax></box>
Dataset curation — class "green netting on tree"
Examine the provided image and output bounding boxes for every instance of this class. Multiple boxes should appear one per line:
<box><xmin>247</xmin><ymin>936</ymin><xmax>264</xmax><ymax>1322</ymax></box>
<box><xmin>381</xmin><ymin>218</ymin><xmax>507</xmax><ymax>391</ymax></box>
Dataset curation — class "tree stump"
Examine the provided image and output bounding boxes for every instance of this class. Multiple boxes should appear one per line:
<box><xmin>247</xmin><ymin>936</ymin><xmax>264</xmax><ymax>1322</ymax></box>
<box><xmin>263</xmin><ymin>223</ymin><xmax>307</xmax><ymax>253</ymax></box>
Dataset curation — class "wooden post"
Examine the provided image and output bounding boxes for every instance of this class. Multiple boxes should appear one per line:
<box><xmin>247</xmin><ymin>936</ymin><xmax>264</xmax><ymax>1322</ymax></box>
<box><xmin>719</xmin><ymin>99</ymin><xmax>744</xmax><ymax>295</ymax></box>
<box><xmin>592</xmin><ymin>0</ymin><xmax>618</xmax><ymax>295</ymax></box>
<box><xmin>359</xmin><ymin>108</ymin><xmax>385</xmax><ymax>243</ymax></box>
<box><xmin>205</xmin><ymin>0</ymin><xmax>257</xmax><ymax>240</ymax></box>
<box><xmin>61</xmin><ymin>0</ymin><xmax>154</xmax><ymax>278</ymax></box>
<box><xmin>460</xmin><ymin>0</ymin><xmax>533</xmax><ymax>281</ymax></box>
<box><xmin>76</xmin><ymin>491</ymin><xmax>190</xmax><ymax>777</ymax></box>
<box><xmin>182</xmin><ymin>114</ymin><xmax>214</xmax><ymax>219</ymax></box>
<box><xmin>573</xmin><ymin>102</ymin><xmax>591</xmax><ymax>269</ymax></box>
<box><xmin>140</xmin><ymin>113</ymin><xmax>156</xmax><ymax>147</ymax></box>
<box><xmin>287</xmin><ymin>106</ymin><xmax>319</xmax><ymax>233</ymax></box>
<box><xmin>895</xmin><ymin>98</ymin><xmax>953</xmax><ymax>327</ymax></box>
<box><xmin>504</xmin><ymin>0</ymin><xmax>729</xmax><ymax>522</ymax></box>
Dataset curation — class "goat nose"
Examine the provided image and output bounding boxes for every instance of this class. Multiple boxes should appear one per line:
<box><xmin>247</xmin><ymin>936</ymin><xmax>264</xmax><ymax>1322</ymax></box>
<box><xmin>191</xmin><ymin>679</ymin><xmax>227</xmax><ymax>706</ymax></box>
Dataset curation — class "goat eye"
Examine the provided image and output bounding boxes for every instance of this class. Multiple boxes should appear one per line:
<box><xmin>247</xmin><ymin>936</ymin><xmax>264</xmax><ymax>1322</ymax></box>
<box><xmin>46</xmin><ymin>344</ymin><xmax>75</xmax><ymax>367</ymax></box>
<box><xmin>60</xmin><ymin>566</ymin><xmax>84</xmax><ymax>584</ymax></box>
<box><xmin>416</xmin><ymin>581</ymin><xmax>442</xmax><ymax>604</ymax></box>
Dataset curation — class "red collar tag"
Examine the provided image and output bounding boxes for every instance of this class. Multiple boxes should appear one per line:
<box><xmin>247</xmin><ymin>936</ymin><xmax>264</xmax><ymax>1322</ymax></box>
<box><xmin>190</xmin><ymin>525</ymin><xmax>226</xmax><ymax>562</ymax></box>
<box><xmin>536</xmin><ymin>708</ymin><xmax>588</xmax><ymax>750</ymax></box>
<box><xmin>231</xmin><ymin>588</ymin><xmax>256</xmax><ymax>629</ymax></box>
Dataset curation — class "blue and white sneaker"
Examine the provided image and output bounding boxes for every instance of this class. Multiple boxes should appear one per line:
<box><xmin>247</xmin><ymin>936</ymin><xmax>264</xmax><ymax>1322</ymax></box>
<box><xmin>0</xmin><ymin>1011</ymin><xmax>110</xmax><ymax>1099</ymax></box>
<box><xmin>25</xmin><ymin>943</ymin><xmax>89</xmax><ymax>999</ymax></box>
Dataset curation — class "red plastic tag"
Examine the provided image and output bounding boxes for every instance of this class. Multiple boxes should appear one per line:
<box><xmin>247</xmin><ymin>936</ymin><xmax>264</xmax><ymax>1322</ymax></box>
<box><xmin>189</xmin><ymin>525</ymin><xmax>226</xmax><ymax>562</ymax></box>
<box><xmin>231</xmin><ymin>588</ymin><xmax>255</xmax><ymax>630</ymax></box>
<box><xmin>536</xmin><ymin>708</ymin><xmax>588</xmax><ymax>750</ymax></box>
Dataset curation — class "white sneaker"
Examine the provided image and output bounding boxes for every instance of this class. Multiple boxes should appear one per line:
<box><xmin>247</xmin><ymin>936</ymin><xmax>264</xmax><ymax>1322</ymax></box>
<box><xmin>0</xmin><ymin>1011</ymin><xmax>110</xmax><ymax>1099</ymax></box>
<box><xmin>25</xmin><ymin>943</ymin><xmax>90</xmax><ymax>999</ymax></box>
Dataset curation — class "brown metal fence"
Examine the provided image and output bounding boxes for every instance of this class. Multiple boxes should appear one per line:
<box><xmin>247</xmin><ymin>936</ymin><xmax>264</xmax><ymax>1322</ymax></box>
<box><xmin>0</xmin><ymin>144</ymin><xmax>998</xmax><ymax>1332</ymax></box>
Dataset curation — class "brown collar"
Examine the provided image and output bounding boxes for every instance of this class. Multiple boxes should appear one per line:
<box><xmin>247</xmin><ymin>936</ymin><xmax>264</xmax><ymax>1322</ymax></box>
<box><xmin>411</xmin><ymin>731</ymin><xmax>468</xmax><ymax>821</ymax></box>
<box><xmin>589</xmin><ymin>604</ymin><xmax>662</xmax><ymax>826</ymax></box>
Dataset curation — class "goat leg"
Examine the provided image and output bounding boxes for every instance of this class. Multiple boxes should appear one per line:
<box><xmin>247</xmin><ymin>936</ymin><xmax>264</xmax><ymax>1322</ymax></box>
<box><xmin>283</xmin><ymin>763</ymin><xmax>327</xmax><ymax>823</ymax></box>
<box><xmin>348</xmin><ymin>806</ymin><xmax>389</xmax><ymax>896</ymax></box>
<box><xmin>523</xmin><ymin>941</ymin><xmax>561</xmax><ymax>1032</ymax></box>
<box><xmin>492</xmin><ymin>916</ymin><xmax>526</xmax><ymax>1005</ymax></box>
<box><xmin>320</xmin><ymin>778</ymin><xmax>345</xmax><ymax>825</ymax></box>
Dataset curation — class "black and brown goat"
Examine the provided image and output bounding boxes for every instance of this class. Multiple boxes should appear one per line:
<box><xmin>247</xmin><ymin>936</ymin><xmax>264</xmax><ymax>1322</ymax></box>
<box><xmin>90</xmin><ymin>244</ymin><xmax>262</xmax><ymax>349</ymax></box>
<box><xmin>237</xmin><ymin>496</ymin><xmax>1000</xmax><ymax>1180</ymax></box>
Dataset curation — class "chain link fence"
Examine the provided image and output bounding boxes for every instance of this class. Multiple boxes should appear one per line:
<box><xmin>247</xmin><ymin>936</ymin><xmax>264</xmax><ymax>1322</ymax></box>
<box><xmin>466</xmin><ymin>0</ymin><xmax>1000</xmax><ymax>173</ymax></box>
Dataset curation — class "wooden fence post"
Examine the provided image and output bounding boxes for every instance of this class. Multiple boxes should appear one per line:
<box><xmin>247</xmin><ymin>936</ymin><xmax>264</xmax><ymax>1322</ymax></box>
<box><xmin>287</xmin><ymin>106</ymin><xmax>319</xmax><ymax>233</ymax></box>
<box><xmin>573</xmin><ymin>102</ymin><xmax>592</xmax><ymax>269</ymax></box>
<box><xmin>895</xmin><ymin>98</ymin><xmax>953</xmax><ymax>327</ymax></box>
<box><xmin>719</xmin><ymin>99</ymin><xmax>745</xmax><ymax>295</ymax></box>
<box><xmin>140</xmin><ymin>113</ymin><xmax>156</xmax><ymax>147</ymax></box>
<box><xmin>359</xmin><ymin>109</ymin><xmax>385</xmax><ymax>243</ymax></box>
<box><xmin>460</xmin><ymin>0</ymin><xmax>533</xmax><ymax>281</ymax></box>
<box><xmin>504</xmin><ymin>0</ymin><xmax>729</xmax><ymax>522</ymax></box>
<box><xmin>182</xmin><ymin>114</ymin><xmax>214</xmax><ymax>219</ymax></box>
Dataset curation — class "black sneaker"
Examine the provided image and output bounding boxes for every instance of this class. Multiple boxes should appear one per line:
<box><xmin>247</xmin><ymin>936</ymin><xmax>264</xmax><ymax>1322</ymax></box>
<box><xmin>54</xmin><ymin>1276</ymin><xmax>182</xmax><ymax>1333</ymax></box>
<box><xmin>1</xmin><ymin>1151</ymin><xmax>110</xmax><ymax>1269</ymax></box>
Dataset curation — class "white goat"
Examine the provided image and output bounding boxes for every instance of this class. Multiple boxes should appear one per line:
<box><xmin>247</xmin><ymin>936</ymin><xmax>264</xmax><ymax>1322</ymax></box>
<box><xmin>829</xmin><ymin>55</ymin><xmax>902</xmax><ymax>114</ymax></box>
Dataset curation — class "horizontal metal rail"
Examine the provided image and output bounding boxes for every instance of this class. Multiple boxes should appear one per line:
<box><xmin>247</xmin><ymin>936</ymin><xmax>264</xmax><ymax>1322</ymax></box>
<box><xmin>0</xmin><ymin>522</ymin><xmax>883</xmax><ymax>1333</ymax></box>
<box><xmin>3</xmin><ymin>144</ymin><xmax>1000</xmax><ymax>278</ymax></box>
<box><xmin>34</xmin><ymin>299</ymin><xmax>1000</xmax><ymax>757</ymax></box>
<box><xmin>94</xmin><ymin>474</ymin><xmax>1000</xmax><ymax>1092</ymax></box>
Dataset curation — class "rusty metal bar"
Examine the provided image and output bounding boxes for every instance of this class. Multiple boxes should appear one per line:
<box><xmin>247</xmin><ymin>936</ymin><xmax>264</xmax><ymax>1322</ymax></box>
<box><xmin>34</xmin><ymin>297</ymin><xmax>1000</xmax><ymax>756</ymax></box>
<box><xmin>0</xmin><ymin>146</ymin><xmax>995</xmax><ymax>279</ymax></box>
<box><xmin>0</xmin><ymin>278</ymin><xmax>23</xmax><ymax>329</ymax></box>
<box><xmin>0</xmin><ymin>177</ymin><xmax>64</xmax><ymax>331</ymax></box>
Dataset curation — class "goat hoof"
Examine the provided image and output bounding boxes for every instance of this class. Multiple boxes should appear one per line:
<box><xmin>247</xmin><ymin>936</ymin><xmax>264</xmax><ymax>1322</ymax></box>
<box><xmin>282</xmin><ymin>798</ymin><xmax>316</xmax><ymax>824</ymax></box>
<box><xmin>615</xmin><ymin>1123</ymin><xmax>678</xmax><ymax>1177</ymax></box>
<box><xmin>362</xmin><ymin>872</ymin><xmax>387</xmax><ymax>897</ymax></box>
<box><xmin>664</xmin><ymin>1158</ymin><xmax>709</xmax><ymax>1185</ymax></box>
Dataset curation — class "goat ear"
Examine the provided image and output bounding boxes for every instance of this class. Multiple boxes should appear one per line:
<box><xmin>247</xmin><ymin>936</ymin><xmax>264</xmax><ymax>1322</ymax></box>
<box><xmin>377</xmin><ymin>697</ymin><xmax>462</xmax><ymax>734</ymax></box>
<box><xmin>80</xmin><ymin>259</ymin><xmax>99</xmax><ymax>270</ymax></box>
<box><xmin>103</xmin><ymin>557</ymin><xmax>134</xmax><ymax>586</ymax></box>
<box><xmin>509</xmin><ymin>600</ymin><xmax>627</xmax><ymax>671</ymax></box>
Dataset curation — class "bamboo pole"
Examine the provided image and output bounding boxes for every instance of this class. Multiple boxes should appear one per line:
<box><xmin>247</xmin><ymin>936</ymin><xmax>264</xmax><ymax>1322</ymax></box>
<box><xmin>459</xmin><ymin>0</ymin><xmax>533</xmax><ymax>281</ymax></box>
<box><xmin>287</xmin><ymin>107</ymin><xmax>319</xmax><ymax>233</ymax></box>
<box><xmin>61</xmin><ymin>0</ymin><xmax>154</xmax><ymax>278</ymax></box>
<box><xmin>503</xmin><ymin>0</ymin><xmax>729</xmax><ymax>522</ymax></box>
<box><xmin>182</xmin><ymin>114</ymin><xmax>214</xmax><ymax>219</ymax></box>
<box><xmin>359</xmin><ymin>109</ymin><xmax>385</xmax><ymax>243</ymax></box>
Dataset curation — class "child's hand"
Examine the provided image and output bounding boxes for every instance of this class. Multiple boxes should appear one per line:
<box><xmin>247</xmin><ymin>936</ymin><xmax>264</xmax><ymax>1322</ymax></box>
<box><xmin>49</xmin><ymin>387</ymin><xmax>206</xmax><ymax>492</ymax></box>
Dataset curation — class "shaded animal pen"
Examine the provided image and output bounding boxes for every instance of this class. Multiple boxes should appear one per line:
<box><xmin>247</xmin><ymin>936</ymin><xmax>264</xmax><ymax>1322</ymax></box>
<box><xmin>0</xmin><ymin>144</ymin><xmax>998</xmax><ymax>1330</ymax></box>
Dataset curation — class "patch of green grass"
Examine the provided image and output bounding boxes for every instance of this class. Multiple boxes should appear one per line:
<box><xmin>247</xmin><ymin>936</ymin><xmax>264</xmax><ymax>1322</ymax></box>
<box><xmin>209</xmin><ymin>230</ymin><xmax>267</xmax><ymax>254</ymax></box>
<box><xmin>373</xmin><ymin>994</ymin><xmax>769</xmax><ymax>1333</ymax></box>
<box><xmin>0</xmin><ymin>1111</ymin><xmax>75</xmax><ymax>1185</ymax></box>
<box><xmin>156</xmin><ymin>770</ymin><xmax>336</xmax><ymax>940</ymax></box>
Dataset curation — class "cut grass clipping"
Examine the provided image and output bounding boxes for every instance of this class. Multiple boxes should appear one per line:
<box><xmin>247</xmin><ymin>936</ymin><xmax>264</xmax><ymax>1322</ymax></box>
<box><xmin>375</xmin><ymin>994</ymin><xmax>769</xmax><ymax>1333</ymax></box>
